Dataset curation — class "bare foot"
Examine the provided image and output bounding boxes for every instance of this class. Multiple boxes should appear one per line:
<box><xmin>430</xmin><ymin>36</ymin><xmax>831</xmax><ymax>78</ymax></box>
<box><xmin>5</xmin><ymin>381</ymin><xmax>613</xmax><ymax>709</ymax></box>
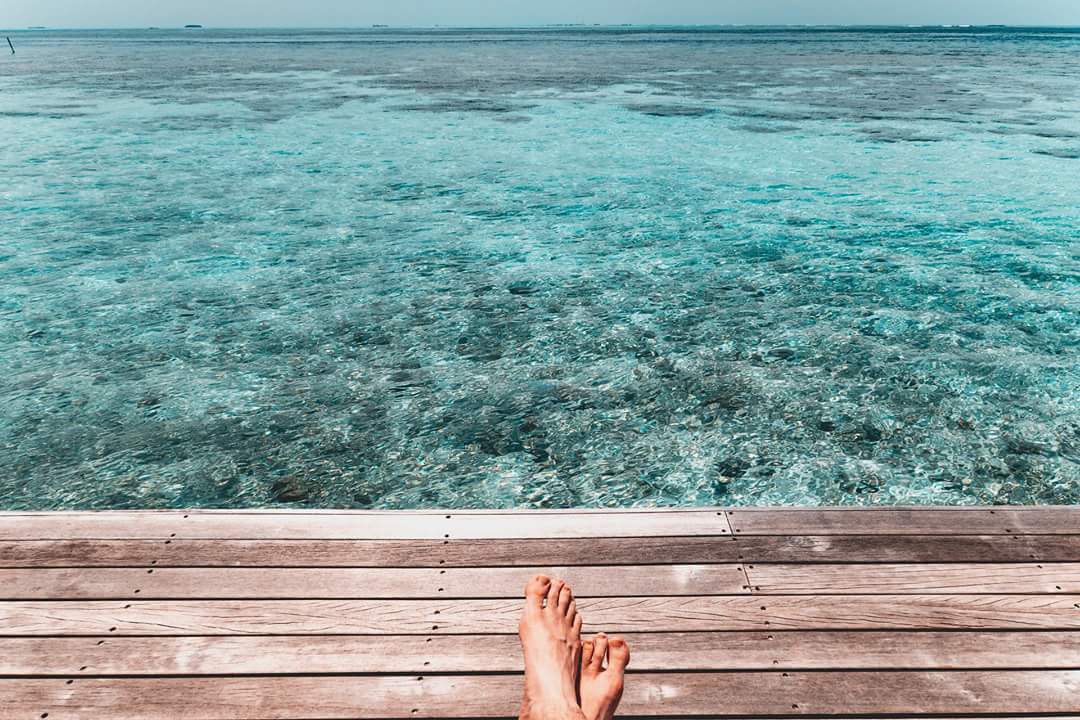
<box><xmin>579</xmin><ymin>633</ymin><xmax>630</xmax><ymax>720</ymax></box>
<box><xmin>518</xmin><ymin>575</ymin><xmax>585</xmax><ymax>720</ymax></box>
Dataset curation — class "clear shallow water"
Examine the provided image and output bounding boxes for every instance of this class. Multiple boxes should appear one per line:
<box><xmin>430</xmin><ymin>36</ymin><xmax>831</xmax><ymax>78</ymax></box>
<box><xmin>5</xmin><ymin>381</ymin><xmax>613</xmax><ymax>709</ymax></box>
<box><xmin>0</xmin><ymin>27</ymin><xmax>1077</xmax><ymax>509</ymax></box>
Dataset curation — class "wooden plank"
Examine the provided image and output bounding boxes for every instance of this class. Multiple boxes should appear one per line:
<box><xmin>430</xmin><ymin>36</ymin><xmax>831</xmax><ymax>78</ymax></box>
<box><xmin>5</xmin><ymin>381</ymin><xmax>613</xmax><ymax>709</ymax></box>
<box><xmin>4</xmin><ymin>595</ymin><xmax>1078</xmax><ymax>635</ymax></box>
<box><xmin>0</xmin><ymin>537</ymin><xmax>744</xmax><ymax>567</ymax></box>
<box><xmin>7</xmin><ymin>534</ymin><xmax>1080</xmax><ymax>567</ymax></box>
<box><xmin>0</xmin><ymin>511</ymin><xmax>731</xmax><ymax>540</ymax></box>
<box><xmin>5</xmin><ymin>671</ymin><xmax>1079</xmax><ymax>718</ymax></box>
<box><xmin>746</xmin><ymin>563</ymin><xmax>1080</xmax><ymax>594</ymax></box>
<box><xmin>5</xmin><ymin>631</ymin><xmax>1079</xmax><ymax>676</ymax></box>
<box><xmin>0</xmin><ymin>565</ymin><xmax>748</xmax><ymax>600</ymax></box>
<box><xmin>0</xmin><ymin>508</ymin><xmax>727</xmax><ymax>516</ymax></box>
<box><xmin>727</xmin><ymin>507</ymin><xmax>1080</xmax><ymax>535</ymax></box>
<box><xmin>733</xmin><ymin>535</ymin><xmax>1080</xmax><ymax>562</ymax></box>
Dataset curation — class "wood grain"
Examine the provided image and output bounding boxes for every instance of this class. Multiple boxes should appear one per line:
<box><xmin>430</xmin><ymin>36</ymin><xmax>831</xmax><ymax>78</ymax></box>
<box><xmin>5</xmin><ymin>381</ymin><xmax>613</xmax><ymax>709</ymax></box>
<box><xmin>746</xmin><ymin>563</ymin><xmax>1080</xmax><ymax>594</ymax></box>
<box><xmin>0</xmin><ymin>511</ymin><xmax>731</xmax><ymax>540</ymax></box>
<box><xmin>5</xmin><ymin>507</ymin><xmax>1079</xmax><ymax>720</ymax></box>
<box><xmin>5</xmin><ymin>671</ymin><xmax>1079</xmax><ymax>718</ymax></box>
<box><xmin>0</xmin><ymin>537</ymin><xmax>744</xmax><ymax>567</ymax></box>
<box><xmin>7</xmin><ymin>534</ymin><xmax>1080</xmax><ymax>567</ymax></box>
<box><xmin>727</xmin><ymin>507</ymin><xmax>1080</xmax><ymax>535</ymax></box>
<box><xmin>4</xmin><ymin>631</ymin><xmax>1079</xmax><ymax>675</ymax></box>
<box><xmin>0</xmin><ymin>565</ymin><xmax>747</xmax><ymax>599</ymax></box>
<box><xmin>733</xmin><ymin>534</ymin><xmax>1080</xmax><ymax>562</ymax></box>
<box><xmin>4</xmin><ymin>595</ymin><xmax>1078</xmax><ymax>635</ymax></box>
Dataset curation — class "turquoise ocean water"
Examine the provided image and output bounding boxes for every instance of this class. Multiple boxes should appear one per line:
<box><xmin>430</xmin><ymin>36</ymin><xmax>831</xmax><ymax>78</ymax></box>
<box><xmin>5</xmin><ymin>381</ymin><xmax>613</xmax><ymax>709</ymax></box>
<box><xmin>0</xmin><ymin>27</ymin><xmax>1077</xmax><ymax>509</ymax></box>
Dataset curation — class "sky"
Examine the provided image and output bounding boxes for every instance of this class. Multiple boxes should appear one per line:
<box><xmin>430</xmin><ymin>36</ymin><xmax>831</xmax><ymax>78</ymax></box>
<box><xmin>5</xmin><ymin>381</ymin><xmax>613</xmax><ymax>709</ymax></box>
<box><xmin>4</xmin><ymin>0</ymin><xmax>1080</xmax><ymax>29</ymax></box>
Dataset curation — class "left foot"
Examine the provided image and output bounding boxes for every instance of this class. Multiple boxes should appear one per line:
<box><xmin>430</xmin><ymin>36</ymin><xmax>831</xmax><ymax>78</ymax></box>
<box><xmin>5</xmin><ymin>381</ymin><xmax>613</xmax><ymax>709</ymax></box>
<box><xmin>518</xmin><ymin>575</ymin><xmax>584</xmax><ymax>720</ymax></box>
<box><xmin>579</xmin><ymin>633</ymin><xmax>630</xmax><ymax>720</ymax></box>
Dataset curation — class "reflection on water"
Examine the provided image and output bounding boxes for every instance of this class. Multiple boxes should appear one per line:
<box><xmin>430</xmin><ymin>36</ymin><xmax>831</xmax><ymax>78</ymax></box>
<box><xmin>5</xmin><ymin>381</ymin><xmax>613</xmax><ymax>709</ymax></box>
<box><xmin>0</xmin><ymin>27</ymin><xmax>1077</xmax><ymax>508</ymax></box>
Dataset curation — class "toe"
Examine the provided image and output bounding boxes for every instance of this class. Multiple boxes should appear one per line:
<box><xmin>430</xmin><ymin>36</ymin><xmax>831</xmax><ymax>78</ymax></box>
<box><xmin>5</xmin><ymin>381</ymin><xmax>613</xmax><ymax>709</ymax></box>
<box><xmin>558</xmin><ymin>584</ymin><xmax>573</xmax><ymax>613</ymax></box>
<box><xmin>581</xmin><ymin>639</ymin><xmax>595</xmax><ymax>670</ymax></box>
<box><xmin>590</xmin><ymin>633</ymin><xmax>608</xmax><ymax>671</ymax></box>
<box><xmin>572</xmin><ymin>612</ymin><xmax>583</xmax><ymax>638</ymax></box>
<box><xmin>608</xmin><ymin>636</ymin><xmax>630</xmax><ymax>672</ymax></box>
<box><xmin>546</xmin><ymin>579</ymin><xmax>565</xmax><ymax>609</ymax></box>
<box><xmin>525</xmin><ymin>575</ymin><xmax>551</xmax><ymax>609</ymax></box>
<box><xmin>566</xmin><ymin>599</ymin><xmax>577</xmax><ymax>623</ymax></box>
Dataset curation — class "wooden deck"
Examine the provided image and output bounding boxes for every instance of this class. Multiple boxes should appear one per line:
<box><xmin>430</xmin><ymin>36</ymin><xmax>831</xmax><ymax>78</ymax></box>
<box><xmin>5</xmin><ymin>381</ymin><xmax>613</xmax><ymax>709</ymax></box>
<box><xmin>2</xmin><ymin>506</ymin><xmax>1079</xmax><ymax>719</ymax></box>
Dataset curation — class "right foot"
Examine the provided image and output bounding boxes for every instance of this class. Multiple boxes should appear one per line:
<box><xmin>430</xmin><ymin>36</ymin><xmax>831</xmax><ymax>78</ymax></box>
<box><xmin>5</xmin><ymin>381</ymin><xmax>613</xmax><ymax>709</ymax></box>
<box><xmin>579</xmin><ymin>633</ymin><xmax>630</xmax><ymax>720</ymax></box>
<box><xmin>519</xmin><ymin>575</ymin><xmax>584</xmax><ymax>720</ymax></box>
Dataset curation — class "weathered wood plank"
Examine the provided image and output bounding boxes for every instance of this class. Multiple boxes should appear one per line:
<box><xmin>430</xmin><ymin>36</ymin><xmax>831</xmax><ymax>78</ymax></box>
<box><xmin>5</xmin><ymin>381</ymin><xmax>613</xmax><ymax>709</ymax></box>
<box><xmin>746</xmin><ymin>563</ymin><xmax>1080</xmax><ymax>594</ymax></box>
<box><xmin>2</xmin><ymin>507</ymin><xmax>1079</xmax><ymax>720</ymax></box>
<box><xmin>733</xmin><ymin>535</ymin><xmax>1080</xmax><ymax>563</ymax></box>
<box><xmin>5</xmin><ymin>671</ymin><xmax>1079</xmax><ymax>718</ymax></box>
<box><xmin>7</xmin><ymin>507</ymin><xmax>1076</xmax><ymax>539</ymax></box>
<box><xmin>5</xmin><ymin>631</ymin><xmax>1079</xmax><ymax>676</ymax></box>
<box><xmin>0</xmin><ymin>565</ymin><xmax>747</xmax><ymax>599</ymax></box>
<box><xmin>7</xmin><ymin>534</ymin><xmax>1080</xmax><ymax>567</ymax></box>
<box><xmin>0</xmin><ymin>511</ymin><xmax>731</xmax><ymax>540</ymax></box>
<box><xmin>727</xmin><ymin>508</ymin><xmax>1080</xmax><ymax>535</ymax></box>
<box><xmin>0</xmin><ymin>508</ymin><xmax>725</xmax><ymax>516</ymax></box>
<box><xmin>4</xmin><ymin>595</ymin><xmax>1078</xmax><ymax>635</ymax></box>
<box><xmin>0</xmin><ymin>537</ymin><xmax>742</xmax><ymax>567</ymax></box>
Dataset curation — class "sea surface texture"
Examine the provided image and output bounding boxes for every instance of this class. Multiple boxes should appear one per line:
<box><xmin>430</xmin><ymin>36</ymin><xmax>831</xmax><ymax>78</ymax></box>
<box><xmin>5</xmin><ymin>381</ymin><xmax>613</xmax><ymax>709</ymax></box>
<box><xmin>1</xmin><ymin>27</ymin><xmax>1078</xmax><ymax>509</ymax></box>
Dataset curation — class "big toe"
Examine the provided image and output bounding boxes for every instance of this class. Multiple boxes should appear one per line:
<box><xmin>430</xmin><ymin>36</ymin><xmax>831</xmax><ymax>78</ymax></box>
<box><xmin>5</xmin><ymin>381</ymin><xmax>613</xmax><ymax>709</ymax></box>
<box><xmin>525</xmin><ymin>575</ymin><xmax>552</xmax><ymax>609</ymax></box>
<box><xmin>607</xmin><ymin>636</ymin><xmax>630</xmax><ymax>672</ymax></box>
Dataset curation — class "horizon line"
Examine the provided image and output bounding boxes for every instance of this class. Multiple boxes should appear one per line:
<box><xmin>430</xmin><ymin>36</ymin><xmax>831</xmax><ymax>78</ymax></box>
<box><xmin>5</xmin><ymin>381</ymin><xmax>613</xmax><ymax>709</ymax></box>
<box><xmin>6</xmin><ymin>23</ymin><xmax>1080</xmax><ymax>31</ymax></box>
